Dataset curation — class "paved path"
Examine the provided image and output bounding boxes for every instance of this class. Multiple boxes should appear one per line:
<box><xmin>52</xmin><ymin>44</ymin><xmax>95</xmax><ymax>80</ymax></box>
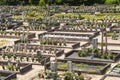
<box><xmin>17</xmin><ymin>65</ymin><xmax>44</xmax><ymax>80</ymax></box>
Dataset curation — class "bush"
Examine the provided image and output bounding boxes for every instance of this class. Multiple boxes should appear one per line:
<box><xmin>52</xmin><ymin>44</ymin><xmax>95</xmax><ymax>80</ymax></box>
<box><xmin>108</xmin><ymin>52</ymin><xmax>114</xmax><ymax>59</ymax></box>
<box><xmin>2</xmin><ymin>54</ymin><xmax>6</xmax><ymax>59</ymax></box>
<box><xmin>105</xmin><ymin>0</ymin><xmax>120</xmax><ymax>4</ymax></box>
<box><xmin>78</xmin><ymin>50</ymin><xmax>82</xmax><ymax>56</ymax></box>
<box><xmin>79</xmin><ymin>74</ymin><xmax>84</xmax><ymax>80</ymax></box>
<box><xmin>86</xmin><ymin>48</ymin><xmax>92</xmax><ymax>53</ymax></box>
<box><xmin>78</xmin><ymin>50</ymin><xmax>87</xmax><ymax>57</ymax></box>
<box><xmin>95</xmin><ymin>52</ymin><xmax>102</xmax><ymax>58</ymax></box>
<box><xmin>36</xmin><ymin>57</ymin><xmax>41</xmax><ymax>62</ymax></box>
<box><xmin>102</xmin><ymin>54</ymin><xmax>108</xmax><ymax>59</ymax></box>
<box><xmin>63</xmin><ymin>72</ymin><xmax>74</xmax><ymax>80</ymax></box>
<box><xmin>116</xmin><ymin>64</ymin><xmax>120</xmax><ymax>68</ymax></box>
<box><xmin>93</xmin><ymin>48</ymin><xmax>99</xmax><ymax>53</ymax></box>
<box><xmin>81</xmin><ymin>51</ymin><xmax>86</xmax><ymax>57</ymax></box>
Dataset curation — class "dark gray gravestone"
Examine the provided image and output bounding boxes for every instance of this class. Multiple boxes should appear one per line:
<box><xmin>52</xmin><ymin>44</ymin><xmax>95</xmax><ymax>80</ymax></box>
<box><xmin>37</xmin><ymin>51</ymin><xmax>42</xmax><ymax>58</ymax></box>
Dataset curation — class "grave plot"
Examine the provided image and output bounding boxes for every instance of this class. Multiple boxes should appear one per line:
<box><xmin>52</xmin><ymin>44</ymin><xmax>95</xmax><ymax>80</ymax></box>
<box><xmin>47</xmin><ymin>59</ymin><xmax>110</xmax><ymax>74</ymax></box>
<box><xmin>107</xmin><ymin>64</ymin><xmax>120</xmax><ymax>77</ymax></box>
<box><xmin>16</xmin><ymin>18</ymin><xmax>59</xmax><ymax>31</ymax></box>
<box><xmin>0</xmin><ymin>31</ymin><xmax>35</xmax><ymax>39</ymax></box>
<box><xmin>57</xmin><ymin>21</ymin><xmax>104</xmax><ymax>32</ymax></box>
<box><xmin>96</xmin><ymin>31</ymin><xmax>120</xmax><ymax>51</ymax></box>
<box><xmin>0</xmin><ymin>39</ymin><xmax>8</xmax><ymax>49</ymax></box>
<box><xmin>107</xmin><ymin>31</ymin><xmax>120</xmax><ymax>40</ymax></box>
<box><xmin>11</xmin><ymin>43</ymin><xmax>64</xmax><ymax>57</ymax></box>
<box><xmin>0</xmin><ymin>71</ymin><xmax>16</xmax><ymax>80</ymax></box>
<box><xmin>67</xmin><ymin>5</ymin><xmax>120</xmax><ymax>13</ymax></box>
<box><xmin>7</xmin><ymin>30</ymin><xmax>65</xmax><ymax>56</ymax></box>
<box><xmin>20</xmin><ymin>38</ymin><xmax>80</xmax><ymax>49</ymax></box>
<box><xmin>0</xmin><ymin>47</ymin><xmax>50</xmax><ymax>65</ymax></box>
<box><xmin>0</xmin><ymin>61</ymin><xmax>32</xmax><ymax>74</ymax></box>
<box><xmin>0</xmin><ymin>38</ymin><xmax>19</xmax><ymax>50</ymax></box>
<box><xmin>38</xmin><ymin>32</ymin><xmax>96</xmax><ymax>42</ymax></box>
<box><xmin>0</xmin><ymin>13</ymin><xmax>22</xmax><ymax>30</ymax></box>
<box><xmin>65</xmin><ymin>48</ymin><xmax>120</xmax><ymax>63</ymax></box>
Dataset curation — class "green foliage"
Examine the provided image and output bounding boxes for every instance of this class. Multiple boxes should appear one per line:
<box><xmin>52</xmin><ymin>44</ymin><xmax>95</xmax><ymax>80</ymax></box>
<box><xmin>0</xmin><ymin>0</ymin><xmax>119</xmax><ymax>5</ymax></box>
<box><xmin>63</xmin><ymin>72</ymin><xmax>84</xmax><ymax>80</ymax></box>
<box><xmin>39</xmin><ymin>0</ymin><xmax>46</xmax><ymax>7</ymax></box>
<box><xmin>105</xmin><ymin>0</ymin><xmax>120</xmax><ymax>4</ymax></box>
<box><xmin>55</xmin><ymin>0</ymin><xmax>62</xmax><ymax>4</ymax></box>
<box><xmin>2</xmin><ymin>53</ymin><xmax>6</xmax><ymax>59</ymax></box>
<box><xmin>96</xmin><ymin>52</ymin><xmax>102</xmax><ymax>58</ymax></box>
<box><xmin>75</xmin><ymin>63</ymin><xmax>88</xmax><ymax>67</ymax></box>
<box><xmin>86</xmin><ymin>48</ymin><xmax>92</xmax><ymax>53</ymax></box>
<box><xmin>78</xmin><ymin>50</ymin><xmax>87</xmax><ymax>57</ymax></box>
<box><xmin>58</xmin><ymin>63</ymin><xmax>68</xmax><ymax>69</ymax></box>
<box><xmin>78</xmin><ymin>50</ymin><xmax>82</xmax><ymax>56</ymax></box>
<box><xmin>108</xmin><ymin>52</ymin><xmax>114</xmax><ymax>59</ymax></box>
<box><xmin>36</xmin><ymin>57</ymin><xmax>41</xmax><ymax>62</ymax></box>
<box><xmin>63</xmin><ymin>72</ymin><xmax>74</xmax><ymax>80</ymax></box>
<box><xmin>93</xmin><ymin>48</ymin><xmax>99</xmax><ymax>53</ymax></box>
<box><xmin>79</xmin><ymin>74</ymin><xmax>84</xmax><ymax>80</ymax></box>
<box><xmin>102</xmin><ymin>53</ymin><xmax>108</xmax><ymax>59</ymax></box>
<box><xmin>116</xmin><ymin>64</ymin><xmax>120</xmax><ymax>68</ymax></box>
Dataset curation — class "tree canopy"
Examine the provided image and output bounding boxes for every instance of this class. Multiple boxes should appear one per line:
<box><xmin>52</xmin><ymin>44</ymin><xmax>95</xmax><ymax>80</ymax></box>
<box><xmin>0</xmin><ymin>0</ymin><xmax>119</xmax><ymax>5</ymax></box>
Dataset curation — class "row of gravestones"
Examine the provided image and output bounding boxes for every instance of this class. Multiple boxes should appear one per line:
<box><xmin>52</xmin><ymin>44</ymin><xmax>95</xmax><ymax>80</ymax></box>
<box><xmin>0</xmin><ymin>5</ymin><xmax>120</xmax><ymax>17</ymax></box>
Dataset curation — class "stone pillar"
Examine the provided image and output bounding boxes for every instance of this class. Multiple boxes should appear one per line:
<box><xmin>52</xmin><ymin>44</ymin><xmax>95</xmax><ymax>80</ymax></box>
<box><xmin>68</xmin><ymin>61</ymin><xmax>72</xmax><ymax>72</ymax></box>
<box><xmin>50</xmin><ymin>61</ymin><xmax>57</xmax><ymax>72</ymax></box>
<box><xmin>22</xmin><ymin>12</ymin><xmax>24</xmax><ymax>21</ymax></box>
<box><xmin>113</xmin><ymin>31</ymin><xmax>116</xmax><ymax>40</ymax></box>
<box><xmin>92</xmin><ymin>38</ymin><xmax>98</xmax><ymax>49</ymax></box>
<box><xmin>37</xmin><ymin>51</ymin><xmax>42</xmax><ymax>58</ymax></box>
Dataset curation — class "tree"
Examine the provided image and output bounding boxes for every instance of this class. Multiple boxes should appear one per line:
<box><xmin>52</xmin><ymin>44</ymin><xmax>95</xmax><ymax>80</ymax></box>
<box><xmin>0</xmin><ymin>0</ymin><xmax>7</xmax><ymax>5</ymax></box>
<box><xmin>55</xmin><ymin>0</ymin><xmax>62</xmax><ymax>4</ymax></box>
<box><xmin>47</xmin><ymin>0</ymin><xmax>53</xmax><ymax>5</ymax></box>
<box><xmin>39</xmin><ymin>0</ymin><xmax>46</xmax><ymax>7</ymax></box>
<box><xmin>105</xmin><ymin>0</ymin><xmax>120</xmax><ymax>4</ymax></box>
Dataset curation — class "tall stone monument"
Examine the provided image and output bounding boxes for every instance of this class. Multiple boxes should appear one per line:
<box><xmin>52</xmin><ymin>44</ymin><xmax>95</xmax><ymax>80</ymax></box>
<box><xmin>68</xmin><ymin>61</ymin><xmax>72</xmax><ymax>72</ymax></box>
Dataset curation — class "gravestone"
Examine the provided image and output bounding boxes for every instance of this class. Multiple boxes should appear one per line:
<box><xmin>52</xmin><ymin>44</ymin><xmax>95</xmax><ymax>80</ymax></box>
<box><xmin>113</xmin><ymin>31</ymin><xmax>116</xmax><ymax>40</ymax></box>
<box><xmin>37</xmin><ymin>51</ymin><xmax>42</xmax><ymax>58</ymax></box>
<box><xmin>68</xmin><ymin>61</ymin><xmax>72</xmax><ymax>72</ymax></box>
<box><xmin>92</xmin><ymin>38</ymin><xmax>98</xmax><ymax>48</ymax></box>
<box><xmin>50</xmin><ymin>61</ymin><xmax>57</xmax><ymax>72</ymax></box>
<box><xmin>22</xmin><ymin>12</ymin><xmax>24</xmax><ymax>21</ymax></box>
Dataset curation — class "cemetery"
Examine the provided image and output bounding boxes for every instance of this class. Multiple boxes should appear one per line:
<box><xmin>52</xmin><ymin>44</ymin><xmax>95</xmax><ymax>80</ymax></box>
<box><xmin>0</xmin><ymin>2</ymin><xmax>120</xmax><ymax>80</ymax></box>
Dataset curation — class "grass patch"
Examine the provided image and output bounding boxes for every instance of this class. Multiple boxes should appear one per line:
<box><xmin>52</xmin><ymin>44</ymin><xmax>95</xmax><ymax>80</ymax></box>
<box><xmin>58</xmin><ymin>63</ymin><xmax>68</xmax><ymax>69</ymax></box>
<box><xmin>81</xmin><ymin>13</ymin><xmax>120</xmax><ymax>19</ymax></box>
<box><xmin>107</xmin><ymin>32</ymin><xmax>120</xmax><ymax>36</ymax></box>
<box><xmin>53</xmin><ymin>13</ymin><xmax>81</xmax><ymax>18</ymax></box>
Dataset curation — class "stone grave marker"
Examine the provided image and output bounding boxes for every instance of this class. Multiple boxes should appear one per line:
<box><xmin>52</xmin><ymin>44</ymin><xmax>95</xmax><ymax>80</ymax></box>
<box><xmin>68</xmin><ymin>61</ymin><xmax>72</xmax><ymax>72</ymax></box>
<box><xmin>50</xmin><ymin>61</ymin><xmax>57</xmax><ymax>72</ymax></box>
<box><xmin>113</xmin><ymin>31</ymin><xmax>116</xmax><ymax>40</ymax></box>
<box><xmin>92</xmin><ymin>38</ymin><xmax>98</xmax><ymax>49</ymax></box>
